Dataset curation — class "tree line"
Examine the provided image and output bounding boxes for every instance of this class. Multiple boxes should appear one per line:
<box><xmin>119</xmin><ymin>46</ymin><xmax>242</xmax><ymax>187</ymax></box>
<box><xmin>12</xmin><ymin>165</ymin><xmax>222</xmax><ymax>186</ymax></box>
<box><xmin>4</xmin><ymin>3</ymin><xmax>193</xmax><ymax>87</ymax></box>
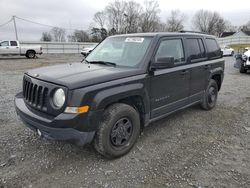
<box><xmin>41</xmin><ymin>0</ymin><xmax>250</xmax><ymax>42</ymax></box>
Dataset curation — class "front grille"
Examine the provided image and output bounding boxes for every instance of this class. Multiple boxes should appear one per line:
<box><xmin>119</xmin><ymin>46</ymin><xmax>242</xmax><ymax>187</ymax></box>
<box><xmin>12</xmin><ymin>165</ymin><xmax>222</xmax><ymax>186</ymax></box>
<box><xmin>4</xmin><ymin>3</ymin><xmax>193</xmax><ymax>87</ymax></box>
<box><xmin>23</xmin><ymin>78</ymin><xmax>49</xmax><ymax>111</ymax></box>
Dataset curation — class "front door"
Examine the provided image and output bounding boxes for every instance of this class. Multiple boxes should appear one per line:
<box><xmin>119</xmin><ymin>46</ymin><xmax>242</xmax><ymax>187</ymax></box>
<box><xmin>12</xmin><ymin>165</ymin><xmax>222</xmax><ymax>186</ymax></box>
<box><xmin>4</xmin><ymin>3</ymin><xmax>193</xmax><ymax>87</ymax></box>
<box><xmin>0</xmin><ymin>41</ymin><xmax>10</xmax><ymax>55</ymax></box>
<box><xmin>149</xmin><ymin>38</ymin><xmax>190</xmax><ymax>119</ymax></box>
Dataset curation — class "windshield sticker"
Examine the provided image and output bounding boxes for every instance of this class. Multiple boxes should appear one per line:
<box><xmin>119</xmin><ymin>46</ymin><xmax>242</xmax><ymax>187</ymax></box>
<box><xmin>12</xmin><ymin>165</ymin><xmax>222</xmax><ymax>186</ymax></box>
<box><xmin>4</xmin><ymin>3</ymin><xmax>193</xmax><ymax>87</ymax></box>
<box><xmin>125</xmin><ymin>37</ymin><xmax>144</xmax><ymax>43</ymax></box>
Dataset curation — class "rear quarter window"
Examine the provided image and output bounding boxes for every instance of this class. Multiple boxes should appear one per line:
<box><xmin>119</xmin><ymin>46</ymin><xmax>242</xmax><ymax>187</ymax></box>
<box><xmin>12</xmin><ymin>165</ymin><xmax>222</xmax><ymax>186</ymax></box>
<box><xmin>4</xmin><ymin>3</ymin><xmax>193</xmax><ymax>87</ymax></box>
<box><xmin>205</xmin><ymin>38</ymin><xmax>221</xmax><ymax>59</ymax></box>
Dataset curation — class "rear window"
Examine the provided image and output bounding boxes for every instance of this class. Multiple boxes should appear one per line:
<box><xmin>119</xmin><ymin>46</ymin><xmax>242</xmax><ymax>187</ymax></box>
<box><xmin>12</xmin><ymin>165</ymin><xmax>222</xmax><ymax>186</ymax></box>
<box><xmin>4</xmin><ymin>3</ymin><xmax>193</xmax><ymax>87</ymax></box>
<box><xmin>10</xmin><ymin>41</ymin><xmax>18</xmax><ymax>46</ymax></box>
<box><xmin>186</xmin><ymin>38</ymin><xmax>206</xmax><ymax>61</ymax></box>
<box><xmin>205</xmin><ymin>38</ymin><xmax>221</xmax><ymax>59</ymax></box>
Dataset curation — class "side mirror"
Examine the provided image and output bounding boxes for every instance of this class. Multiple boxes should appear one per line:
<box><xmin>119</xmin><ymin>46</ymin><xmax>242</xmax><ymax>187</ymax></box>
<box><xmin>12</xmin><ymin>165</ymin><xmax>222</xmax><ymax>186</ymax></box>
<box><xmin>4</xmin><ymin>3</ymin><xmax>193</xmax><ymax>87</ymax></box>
<box><xmin>220</xmin><ymin>50</ymin><xmax>223</xmax><ymax>57</ymax></box>
<box><xmin>151</xmin><ymin>56</ymin><xmax>175</xmax><ymax>69</ymax></box>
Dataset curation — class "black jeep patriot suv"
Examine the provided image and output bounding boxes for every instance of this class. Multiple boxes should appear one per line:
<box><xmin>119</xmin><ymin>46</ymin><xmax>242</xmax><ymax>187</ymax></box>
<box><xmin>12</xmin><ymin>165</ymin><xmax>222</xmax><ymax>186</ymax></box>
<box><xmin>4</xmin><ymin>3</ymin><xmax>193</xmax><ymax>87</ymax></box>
<box><xmin>15</xmin><ymin>32</ymin><xmax>224</xmax><ymax>158</ymax></box>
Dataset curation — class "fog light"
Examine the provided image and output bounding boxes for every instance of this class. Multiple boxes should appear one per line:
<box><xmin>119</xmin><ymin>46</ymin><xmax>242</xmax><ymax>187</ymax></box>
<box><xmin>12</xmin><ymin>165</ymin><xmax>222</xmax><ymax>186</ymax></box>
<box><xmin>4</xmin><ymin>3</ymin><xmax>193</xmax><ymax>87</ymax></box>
<box><xmin>64</xmin><ymin>106</ymin><xmax>89</xmax><ymax>114</ymax></box>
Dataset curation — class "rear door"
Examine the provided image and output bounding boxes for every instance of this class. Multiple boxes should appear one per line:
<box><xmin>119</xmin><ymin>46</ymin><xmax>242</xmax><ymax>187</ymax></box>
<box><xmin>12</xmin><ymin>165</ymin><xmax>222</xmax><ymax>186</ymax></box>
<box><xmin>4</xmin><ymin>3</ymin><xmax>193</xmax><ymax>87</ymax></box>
<box><xmin>0</xmin><ymin>41</ymin><xmax>10</xmax><ymax>55</ymax></box>
<box><xmin>185</xmin><ymin>37</ymin><xmax>209</xmax><ymax>103</ymax></box>
<box><xmin>8</xmin><ymin>41</ymin><xmax>20</xmax><ymax>54</ymax></box>
<box><xmin>149</xmin><ymin>37</ymin><xmax>190</xmax><ymax>119</ymax></box>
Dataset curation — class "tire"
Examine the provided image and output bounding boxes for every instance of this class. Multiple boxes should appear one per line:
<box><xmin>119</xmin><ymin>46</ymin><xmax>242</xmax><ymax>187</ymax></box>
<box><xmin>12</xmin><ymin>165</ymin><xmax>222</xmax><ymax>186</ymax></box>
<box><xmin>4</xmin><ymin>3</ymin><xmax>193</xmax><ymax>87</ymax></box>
<box><xmin>240</xmin><ymin>63</ymin><xmax>246</xmax><ymax>73</ymax></box>
<box><xmin>201</xmin><ymin>79</ymin><xmax>218</xmax><ymax>110</ymax></box>
<box><xmin>94</xmin><ymin>103</ymin><xmax>141</xmax><ymax>159</ymax></box>
<box><xmin>26</xmin><ymin>50</ymin><xmax>36</xmax><ymax>59</ymax></box>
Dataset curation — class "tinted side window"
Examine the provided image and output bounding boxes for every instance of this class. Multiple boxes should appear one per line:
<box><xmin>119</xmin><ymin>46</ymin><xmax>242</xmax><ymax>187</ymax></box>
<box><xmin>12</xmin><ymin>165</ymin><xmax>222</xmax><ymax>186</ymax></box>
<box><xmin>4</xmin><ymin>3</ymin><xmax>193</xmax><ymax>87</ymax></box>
<box><xmin>205</xmin><ymin>38</ymin><xmax>221</xmax><ymax>59</ymax></box>
<box><xmin>187</xmin><ymin>38</ymin><xmax>205</xmax><ymax>61</ymax></box>
<box><xmin>10</xmin><ymin>41</ymin><xmax>17</xmax><ymax>46</ymax></box>
<box><xmin>155</xmin><ymin>39</ymin><xmax>185</xmax><ymax>64</ymax></box>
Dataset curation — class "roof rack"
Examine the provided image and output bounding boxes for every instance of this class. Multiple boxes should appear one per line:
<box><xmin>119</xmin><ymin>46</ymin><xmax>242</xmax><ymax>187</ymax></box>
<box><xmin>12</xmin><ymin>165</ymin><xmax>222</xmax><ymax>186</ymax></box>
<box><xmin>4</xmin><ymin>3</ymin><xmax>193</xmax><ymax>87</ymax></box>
<box><xmin>179</xmin><ymin>30</ymin><xmax>211</xmax><ymax>35</ymax></box>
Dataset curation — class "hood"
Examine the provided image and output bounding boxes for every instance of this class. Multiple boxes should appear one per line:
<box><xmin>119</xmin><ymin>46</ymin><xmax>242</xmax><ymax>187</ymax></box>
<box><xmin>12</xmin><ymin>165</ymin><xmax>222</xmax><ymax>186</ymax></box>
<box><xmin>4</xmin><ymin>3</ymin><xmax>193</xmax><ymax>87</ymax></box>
<box><xmin>27</xmin><ymin>63</ymin><xmax>141</xmax><ymax>89</ymax></box>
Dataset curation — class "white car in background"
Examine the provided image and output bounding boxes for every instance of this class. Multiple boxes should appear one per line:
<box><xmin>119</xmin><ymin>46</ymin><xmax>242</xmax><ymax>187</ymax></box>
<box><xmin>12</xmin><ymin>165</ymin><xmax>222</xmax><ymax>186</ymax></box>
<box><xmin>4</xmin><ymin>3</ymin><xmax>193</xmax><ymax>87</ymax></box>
<box><xmin>0</xmin><ymin>40</ymin><xmax>42</xmax><ymax>58</ymax></box>
<box><xmin>234</xmin><ymin>47</ymin><xmax>250</xmax><ymax>73</ymax></box>
<box><xmin>80</xmin><ymin>44</ymin><xmax>97</xmax><ymax>57</ymax></box>
<box><xmin>221</xmin><ymin>46</ymin><xmax>234</xmax><ymax>56</ymax></box>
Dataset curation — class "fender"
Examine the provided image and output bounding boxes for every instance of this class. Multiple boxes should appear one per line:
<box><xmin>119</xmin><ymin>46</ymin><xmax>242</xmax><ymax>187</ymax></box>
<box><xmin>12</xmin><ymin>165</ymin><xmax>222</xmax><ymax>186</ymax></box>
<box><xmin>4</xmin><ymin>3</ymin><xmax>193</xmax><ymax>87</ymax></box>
<box><xmin>209</xmin><ymin>66</ymin><xmax>224</xmax><ymax>80</ymax></box>
<box><xmin>92</xmin><ymin>83</ymin><xmax>150</xmax><ymax>113</ymax></box>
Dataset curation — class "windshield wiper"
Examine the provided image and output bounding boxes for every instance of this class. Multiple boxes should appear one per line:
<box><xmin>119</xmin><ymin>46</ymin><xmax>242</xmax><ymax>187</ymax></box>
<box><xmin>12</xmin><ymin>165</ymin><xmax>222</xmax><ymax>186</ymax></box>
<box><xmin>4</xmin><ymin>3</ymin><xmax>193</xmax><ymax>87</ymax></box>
<box><xmin>88</xmin><ymin>61</ymin><xmax>116</xmax><ymax>67</ymax></box>
<box><xmin>81</xmin><ymin>58</ymin><xmax>89</xmax><ymax>63</ymax></box>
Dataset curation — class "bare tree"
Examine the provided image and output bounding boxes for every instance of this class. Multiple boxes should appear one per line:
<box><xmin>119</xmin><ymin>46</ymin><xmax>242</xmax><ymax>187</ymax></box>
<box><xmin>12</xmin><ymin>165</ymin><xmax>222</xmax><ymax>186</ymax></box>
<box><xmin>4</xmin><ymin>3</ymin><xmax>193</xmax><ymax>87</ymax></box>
<box><xmin>93</xmin><ymin>11</ymin><xmax>106</xmax><ymax>28</ymax></box>
<box><xmin>40</xmin><ymin>32</ymin><xmax>52</xmax><ymax>41</ymax></box>
<box><xmin>139</xmin><ymin>0</ymin><xmax>161</xmax><ymax>32</ymax></box>
<box><xmin>50</xmin><ymin>27</ymin><xmax>66</xmax><ymax>42</ymax></box>
<box><xmin>124</xmin><ymin>1</ymin><xmax>142</xmax><ymax>33</ymax></box>
<box><xmin>166</xmin><ymin>10</ymin><xmax>185</xmax><ymax>32</ymax></box>
<box><xmin>238</xmin><ymin>20</ymin><xmax>250</xmax><ymax>32</ymax></box>
<box><xmin>192</xmin><ymin>10</ymin><xmax>228</xmax><ymax>37</ymax></box>
<box><xmin>245</xmin><ymin>20</ymin><xmax>250</xmax><ymax>30</ymax></box>
<box><xmin>67</xmin><ymin>30</ymin><xmax>89</xmax><ymax>42</ymax></box>
<box><xmin>105</xmin><ymin>0</ymin><xmax>127</xmax><ymax>34</ymax></box>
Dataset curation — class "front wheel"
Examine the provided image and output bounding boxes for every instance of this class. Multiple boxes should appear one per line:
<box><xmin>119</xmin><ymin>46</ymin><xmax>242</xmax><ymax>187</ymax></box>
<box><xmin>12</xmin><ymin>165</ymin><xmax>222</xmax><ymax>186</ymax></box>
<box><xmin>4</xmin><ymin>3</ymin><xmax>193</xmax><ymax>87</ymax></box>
<box><xmin>94</xmin><ymin>103</ymin><xmax>141</xmax><ymax>159</ymax></box>
<box><xmin>201</xmin><ymin>79</ymin><xmax>218</xmax><ymax>110</ymax></box>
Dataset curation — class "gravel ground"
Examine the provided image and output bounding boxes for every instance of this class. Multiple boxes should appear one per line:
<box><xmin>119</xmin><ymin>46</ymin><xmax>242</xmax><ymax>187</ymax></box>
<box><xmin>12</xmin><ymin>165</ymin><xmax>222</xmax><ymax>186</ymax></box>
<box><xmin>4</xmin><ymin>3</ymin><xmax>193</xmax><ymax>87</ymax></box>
<box><xmin>0</xmin><ymin>54</ymin><xmax>249</xmax><ymax>188</ymax></box>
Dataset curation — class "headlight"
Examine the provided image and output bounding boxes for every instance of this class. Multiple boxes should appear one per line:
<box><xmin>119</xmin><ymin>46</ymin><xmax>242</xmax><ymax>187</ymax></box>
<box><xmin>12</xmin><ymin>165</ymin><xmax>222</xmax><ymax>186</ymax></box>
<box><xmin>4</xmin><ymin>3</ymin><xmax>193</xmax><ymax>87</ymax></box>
<box><xmin>53</xmin><ymin>88</ymin><xmax>65</xmax><ymax>108</ymax></box>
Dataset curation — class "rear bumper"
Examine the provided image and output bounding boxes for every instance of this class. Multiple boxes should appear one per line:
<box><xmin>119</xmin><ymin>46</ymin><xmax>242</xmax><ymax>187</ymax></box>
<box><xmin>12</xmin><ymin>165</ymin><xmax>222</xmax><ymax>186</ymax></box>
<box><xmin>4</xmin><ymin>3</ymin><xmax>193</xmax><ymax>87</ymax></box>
<box><xmin>15</xmin><ymin>94</ymin><xmax>95</xmax><ymax>145</ymax></box>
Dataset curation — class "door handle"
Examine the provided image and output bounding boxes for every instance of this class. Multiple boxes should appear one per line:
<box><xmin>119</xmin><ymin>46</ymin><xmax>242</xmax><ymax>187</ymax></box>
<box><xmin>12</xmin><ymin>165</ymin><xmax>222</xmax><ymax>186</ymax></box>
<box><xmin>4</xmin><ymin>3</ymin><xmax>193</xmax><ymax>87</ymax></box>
<box><xmin>180</xmin><ymin>70</ymin><xmax>189</xmax><ymax>75</ymax></box>
<box><xmin>204</xmin><ymin>65</ymin><xmax>211</xmax><ymax>69</ymax></box>
<box><xmin>6</xmin><ymin>47</ymin><xmax>9</xmax><ymax>49</ymax></box>
<box><xmin>16</xmin><ymin>47</ymin><xmax>19</xmax><ymax>48</ymax></box>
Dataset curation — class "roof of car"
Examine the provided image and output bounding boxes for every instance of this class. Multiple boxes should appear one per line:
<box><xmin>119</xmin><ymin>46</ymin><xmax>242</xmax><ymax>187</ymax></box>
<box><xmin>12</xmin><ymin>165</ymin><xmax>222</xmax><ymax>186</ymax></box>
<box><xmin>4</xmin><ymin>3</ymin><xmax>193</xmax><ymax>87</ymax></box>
<box><xmin>110</xmin><ymin>32</ymin><xmax>214</xmax><ymax>38</ymax></box>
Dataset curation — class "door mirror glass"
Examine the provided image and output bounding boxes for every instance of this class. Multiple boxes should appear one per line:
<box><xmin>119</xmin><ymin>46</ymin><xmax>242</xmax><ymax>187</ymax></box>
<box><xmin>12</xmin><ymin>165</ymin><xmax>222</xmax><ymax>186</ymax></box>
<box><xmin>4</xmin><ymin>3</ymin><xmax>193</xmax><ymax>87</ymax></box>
<box><xmin>151</xmin><ymin>56</ymin><xmax>175</xmax><ymax>69</ymax></box>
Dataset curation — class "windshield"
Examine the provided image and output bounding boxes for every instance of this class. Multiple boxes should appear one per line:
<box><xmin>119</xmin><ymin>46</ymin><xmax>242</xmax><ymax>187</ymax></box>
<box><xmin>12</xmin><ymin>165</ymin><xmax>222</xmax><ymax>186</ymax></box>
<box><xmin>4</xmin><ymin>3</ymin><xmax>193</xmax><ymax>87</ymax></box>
<box><xmin>86</xmin><ymin>36</ymin><xmax>152</xmax><ymax>67</ymax></box>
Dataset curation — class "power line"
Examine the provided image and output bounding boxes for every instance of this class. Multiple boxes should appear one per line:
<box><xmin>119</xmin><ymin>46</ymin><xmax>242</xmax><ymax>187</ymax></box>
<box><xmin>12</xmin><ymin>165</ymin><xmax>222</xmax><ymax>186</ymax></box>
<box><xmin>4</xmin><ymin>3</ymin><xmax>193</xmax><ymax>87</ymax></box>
<box><xmin>0</xmin><ymin>18</ymin><xmax>13</xmax><ymax>28</ymax></box>
<box><xmin>15</xmin><ymin>16</ymin><xmax>83</xmax><ymax>31</ymax></box>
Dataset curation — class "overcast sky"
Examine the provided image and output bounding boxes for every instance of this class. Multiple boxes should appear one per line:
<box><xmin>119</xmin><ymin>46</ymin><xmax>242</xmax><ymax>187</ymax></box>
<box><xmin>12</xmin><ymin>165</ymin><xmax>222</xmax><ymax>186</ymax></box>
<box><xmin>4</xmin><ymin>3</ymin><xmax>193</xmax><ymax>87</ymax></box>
<box><xmin>0</xmin><ymin>0</ymin><xmax>249</xmax><ymax>41</ymax></box>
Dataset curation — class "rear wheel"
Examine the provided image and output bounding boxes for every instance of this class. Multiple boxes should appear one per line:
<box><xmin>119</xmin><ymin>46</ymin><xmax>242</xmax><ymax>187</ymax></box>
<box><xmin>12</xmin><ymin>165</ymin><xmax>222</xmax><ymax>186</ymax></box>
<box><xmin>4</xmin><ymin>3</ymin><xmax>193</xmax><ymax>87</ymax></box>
<box><xmin>26</xmin><ymin>50</ymin><xmax>36</xmax><ymax>59</ymax></box>
<box><xmin>94</xmin><ymin>103</ymin><xmax>140</xmax><ymax>159</ymax></box>
<box><xmin>201</xmin><ymin>79</ymin><xmax>218</xmax><ymax>110</ymax></box>
<box><xmin>240</xmin><ymin>63</ymin><xmax>246</xmax><ymax>73</ymax></box>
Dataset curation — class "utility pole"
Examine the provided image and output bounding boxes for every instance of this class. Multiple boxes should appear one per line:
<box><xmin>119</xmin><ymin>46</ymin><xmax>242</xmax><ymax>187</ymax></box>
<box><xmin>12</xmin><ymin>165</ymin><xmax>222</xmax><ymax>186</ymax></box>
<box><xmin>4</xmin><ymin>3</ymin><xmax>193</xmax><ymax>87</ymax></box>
<box><xmin>13</xmin><ymin>16</ymin><xmax>18</xmax><ymax>40</ymax></box>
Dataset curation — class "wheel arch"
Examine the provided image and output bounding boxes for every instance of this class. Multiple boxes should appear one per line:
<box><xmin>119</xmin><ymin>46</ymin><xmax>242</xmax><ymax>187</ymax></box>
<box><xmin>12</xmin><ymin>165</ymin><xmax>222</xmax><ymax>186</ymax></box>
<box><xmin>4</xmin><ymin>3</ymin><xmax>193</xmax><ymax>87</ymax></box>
<box><xmin>92</xmin><ymin>84</ymin><xmax>150</xmax><ymax>128</ymax></box>
<box><xmin>211</xmin><ymin>73</ymin><xmax>222</xmax><ymax>91</ymax></box>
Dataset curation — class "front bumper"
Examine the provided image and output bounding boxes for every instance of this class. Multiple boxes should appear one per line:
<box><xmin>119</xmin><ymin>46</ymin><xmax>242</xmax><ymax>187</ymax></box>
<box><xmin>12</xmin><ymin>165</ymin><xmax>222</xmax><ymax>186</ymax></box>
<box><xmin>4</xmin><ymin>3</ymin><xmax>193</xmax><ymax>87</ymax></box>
<box><xmin>15</xmin><ymin>93</ymin><xmax>96</xmax><ymax>145</ymax></box>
